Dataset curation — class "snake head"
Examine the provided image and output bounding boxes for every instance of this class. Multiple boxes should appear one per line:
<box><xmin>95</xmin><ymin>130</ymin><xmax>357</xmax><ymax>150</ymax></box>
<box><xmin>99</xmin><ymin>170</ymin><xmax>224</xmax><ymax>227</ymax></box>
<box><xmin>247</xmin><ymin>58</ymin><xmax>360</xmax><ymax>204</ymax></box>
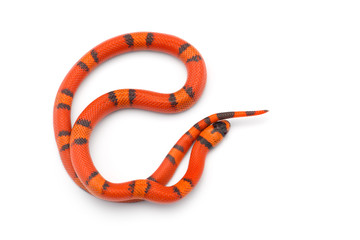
<box><xmin>211</xmin><ymin>120</ymin><xmax>230</xmax><ymax>137</ymax></box>
<box><xmin>198</xmin><ymin>120</ymin><xmax>231</xmax><ymax>149</ymax></box>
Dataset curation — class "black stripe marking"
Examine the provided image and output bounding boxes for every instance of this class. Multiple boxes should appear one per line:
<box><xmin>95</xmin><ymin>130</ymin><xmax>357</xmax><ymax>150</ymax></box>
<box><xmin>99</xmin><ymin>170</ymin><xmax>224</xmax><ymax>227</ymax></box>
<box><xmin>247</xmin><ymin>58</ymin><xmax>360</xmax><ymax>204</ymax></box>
<box><xmin>57</xmin><ymin>103</ymin><xmax>71</xmax><ymax>110</ymax></box>
<box><xmin>197</xmin><ymin>135</ymin><xmax>213</xmax><ymax>149</ymax></box>
<box><xmin>74</xmin><ymin>138</ymin><xmax>88</xmax><ymax>145</ymax></box>
<box><xmin>183</xmin><ymin>86</ymin><xmax>195</xmax><ymax>98</ymax></box>
<box><xmin>183</xmin><ymin>178</ymin><xmax>194</xmax><ymax>187</ymax></box>
<box><xmin>173</xmin><ymin>186</ymin><xmax>182</xmax><ymax>198</ymax></box>
<box><xmin>179</xmin><ymin>43</ymin><xmax>190</xmax><ymax>55</ymax></box>
<box><xmin>60</xmin><ymin>144</ymin><xmax>70</xmax><ymax>151</ymax></box>
<box><xmin>169</xmin><ymin>94</ymin><xmax>178</xmax><ymax>107</ymax></box>
<box><xmin>102</xmin><ymin>181</ymin><xmax>109</xmax><ymax>191</ymax></box>
<box><xmin>124</xmin><ymin>34</ymin><xmax>134</xmax><ymax>47</ymax></box>
<box><xmin>129</xmin><ymin>89</ymin><xmax>136</xmax><ymax>105</ymax></box>
<box><xmin>185</xmin><ymin>131</ymin><xmax>193</xmax><ymax>139</ymax></box>
<box><xmin>211</xmin><ymin>121</ymin><xmax>228</xmax><ymax>137</ymax></box>
<box><xmin>204</xmin><ymin>117</ymin><xmax>211</xmax><ymax>125</ymax></box>
<box><xmin>145</xmin><ymin>181</ymin><xmax>151</xmax><ymax>194</ymax></box>
<box><xmin>77</xmin><ymin>61</ymin><xmax>89</xmax><ymax>71</ymax></box>
<box><xmin>76</xmin><ymin>119</ymin><xmax>91</xmax><ymax>128</ymax></box>
<box><xmin>85</xmin><ymin>171</ymin><xmax>99</xmax><ymax>185</ymax></box>
<box><xmin>217</xmin><ymin>112</ymin><xmax>235</xmax><ymax>120</ymax></box>
<box><xmin>108</xmin><ymin>91</ymin><xmax>118</xmax><ymax>106</ymax></box>
<box><xmin>167</xmin><ymin>154</ymin><xmax>176</xmax><ymax>165</ymax></box>
<box><xmin>91</xmin><ymin>49</ymin><xmax>99</xmax><ymax>63</ymax></box>
<box><xmin>146</xmin><ymin>33</ymin><xmax>154</xmax><ymax>46</ymax></box>
<box><xmin>58</xmin><ymin>131</ymin><xmax>70</xmax><ymax>137</ymax></box>
<box><xmin>147</xmin><ymin>176</ymin><xmax>157</xmax><ymax>182</ymax></box>
<box><xmin>246</xmin><ymin>111</ymin><xmax>256</xmax><ymax>116</ymax></box>
<box><xmin>128</xmin><ymin>181</ymin><xmax>135</xmax><ymax>194</ymax></box>
<box><xmin>173</xmin><ymin>144</ymin><xmax>184</xmax><ymax>152</ymax></box>
<box><xmin>186</xmin><ymin>55</ymin><xmax>202</xmax><ymax>63</ymax></box>
<box><xmin>61</xmin><ymin>89</ymin><xmax>73</xmax><ymax>97</ymax></box>
<box><xmin>193</xmin><ymin>123</ymin><xmax>201</xmax><ymax>130</ymax></box>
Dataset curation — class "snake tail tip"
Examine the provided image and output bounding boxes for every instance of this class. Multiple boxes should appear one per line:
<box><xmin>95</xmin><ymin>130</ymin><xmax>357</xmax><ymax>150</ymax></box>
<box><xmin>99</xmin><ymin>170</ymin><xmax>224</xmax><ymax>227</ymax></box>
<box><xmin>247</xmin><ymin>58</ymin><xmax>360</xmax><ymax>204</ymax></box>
<box><xmin>257</xmin><ymin>110</ymin><xmax>269</xmax><ymax>115</ymax></box>
<box><xmin>247</xmin><ymin>110</ymin><xmax>269</xmax><ymax>116</ymax></box>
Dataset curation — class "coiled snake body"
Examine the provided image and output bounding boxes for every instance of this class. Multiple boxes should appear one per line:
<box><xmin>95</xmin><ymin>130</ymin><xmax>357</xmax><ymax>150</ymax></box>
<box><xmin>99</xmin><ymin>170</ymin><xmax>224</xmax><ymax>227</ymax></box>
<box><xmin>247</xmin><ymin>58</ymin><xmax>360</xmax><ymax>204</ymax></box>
<box><xmin>54</xmin><ymin>32</ymin><xmax>267</xmax><ymax>203</ymax></box>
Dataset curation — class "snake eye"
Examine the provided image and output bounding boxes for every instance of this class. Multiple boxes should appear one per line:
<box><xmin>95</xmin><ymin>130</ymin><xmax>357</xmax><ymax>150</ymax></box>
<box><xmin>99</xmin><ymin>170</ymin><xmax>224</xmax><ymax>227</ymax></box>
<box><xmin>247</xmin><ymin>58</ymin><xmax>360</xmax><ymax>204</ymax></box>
<box><xmin>211</xmin><ymin>120</ymin><xmax>231</xmax><ymax>136</ymax></box>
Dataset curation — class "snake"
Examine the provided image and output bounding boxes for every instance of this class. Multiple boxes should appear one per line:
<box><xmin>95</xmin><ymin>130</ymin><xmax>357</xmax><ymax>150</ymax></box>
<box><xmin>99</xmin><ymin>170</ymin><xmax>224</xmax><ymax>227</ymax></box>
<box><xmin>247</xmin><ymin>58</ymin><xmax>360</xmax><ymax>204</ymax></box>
<box><xmin>54</xmin><ymin>32</ymin><xmax>267</xmax><ymax>203</ymax></box>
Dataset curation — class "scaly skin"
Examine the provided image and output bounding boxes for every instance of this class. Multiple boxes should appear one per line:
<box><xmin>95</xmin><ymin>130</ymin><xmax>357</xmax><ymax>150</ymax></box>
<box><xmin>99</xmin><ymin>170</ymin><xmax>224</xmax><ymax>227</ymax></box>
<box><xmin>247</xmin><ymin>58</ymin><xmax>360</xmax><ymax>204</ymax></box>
<box><xmin>54</xmin><ymin>32</ymin><xmax>267</xmax><ymax>203</ymax></box>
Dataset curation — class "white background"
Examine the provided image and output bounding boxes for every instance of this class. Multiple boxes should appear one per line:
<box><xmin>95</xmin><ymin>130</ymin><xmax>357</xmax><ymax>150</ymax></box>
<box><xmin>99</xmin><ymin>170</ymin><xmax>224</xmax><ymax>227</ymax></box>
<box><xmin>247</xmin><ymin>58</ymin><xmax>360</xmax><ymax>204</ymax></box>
<box><xmin>1</xmin><ymin>1</ymin><xmax>359</xmax><ymax>239</ymax></box>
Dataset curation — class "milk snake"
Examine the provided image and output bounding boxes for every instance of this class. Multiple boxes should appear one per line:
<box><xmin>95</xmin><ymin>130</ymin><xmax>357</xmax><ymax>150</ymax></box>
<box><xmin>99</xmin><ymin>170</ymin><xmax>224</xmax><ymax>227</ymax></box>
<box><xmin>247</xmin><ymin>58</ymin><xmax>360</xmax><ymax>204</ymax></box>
<box><xmin>54</xmin><ymin>32</ymin><xmax>267</xmax><ymax>203</ymax></box>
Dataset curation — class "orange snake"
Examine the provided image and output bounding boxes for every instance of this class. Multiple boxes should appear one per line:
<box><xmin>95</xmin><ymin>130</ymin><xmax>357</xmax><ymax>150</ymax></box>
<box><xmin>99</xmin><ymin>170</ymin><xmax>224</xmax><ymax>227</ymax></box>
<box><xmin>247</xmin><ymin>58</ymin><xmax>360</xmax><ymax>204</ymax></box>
<box><xmin>54</xmin><ymin>32</ymin><xmax>267</xmax><ymax>203</ymax></box>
